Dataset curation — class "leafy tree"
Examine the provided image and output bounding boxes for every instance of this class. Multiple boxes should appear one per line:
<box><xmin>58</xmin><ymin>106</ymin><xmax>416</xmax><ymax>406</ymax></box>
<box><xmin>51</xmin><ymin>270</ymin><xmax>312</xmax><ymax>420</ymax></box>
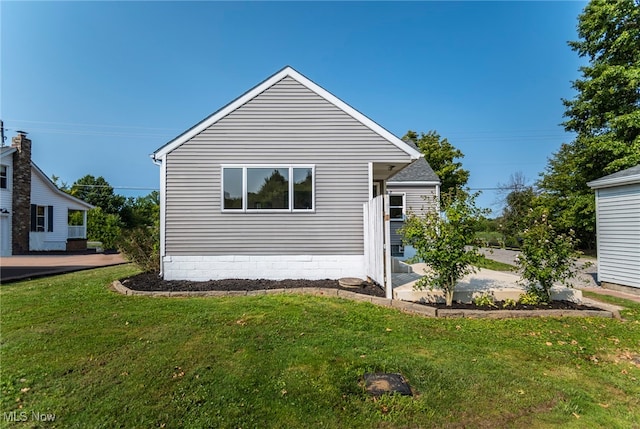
<box><xmin>117</xmin><ymin>191</ymin><xmax>161</xmax><ymax>271</ymax></box>
<box><xmin>51</xmin><ymin>175</ymin><xmax>69</xmax><ymax>191</ymax></box>
<box><xmin>69</xmin><ymin>175</ymin><xmax>125</xmax><ymax>215</ymax></box>
<box><xmin>515</xmin><ymin>208</ymin><xmax>582</xmax><ymax>303</ymax></box>
<box><xmin>400</xmin><ymin>190</ymin><xmax>487</xmax><ymax>306</ymax></box>
<box><xmin>496</xmin><ymin>172</ymin><xmax>537</xmax><ymax>247</ymax></box>
<box><xmin>87</xmin><ymin>207</ymin><xmax>122</xmax><ymax>250</ymax></box>
<box><xmin>403</xmin><ymin>130</ymin><xmax>470</xmax><ymax>199</ymax></box>
<box><xmin>120</xmin><ymin>191</ymin><xmax>160</xmax><ymax>229</ymax></box>
<box><xmin>538</xmin><ymin>0</ymin><xmax>640</xmax><ymax>248</ymax></box>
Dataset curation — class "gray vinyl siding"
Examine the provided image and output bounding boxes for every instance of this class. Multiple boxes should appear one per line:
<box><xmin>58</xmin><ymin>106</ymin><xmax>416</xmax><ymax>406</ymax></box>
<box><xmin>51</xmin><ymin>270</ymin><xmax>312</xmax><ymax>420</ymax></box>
<box><xmin>387</xmin><ymin>184</ymin><xmax>438</xmax><ymax>247</ymax></box>
<box><xmin>595</xmin><ymin>183</ymin><xmax>640</xmax><ymax>289</ymax></box>
<box><xmin>164</xmin><ymin>76</ymin><xmax>412</xmax><ymax>255</ymax></box>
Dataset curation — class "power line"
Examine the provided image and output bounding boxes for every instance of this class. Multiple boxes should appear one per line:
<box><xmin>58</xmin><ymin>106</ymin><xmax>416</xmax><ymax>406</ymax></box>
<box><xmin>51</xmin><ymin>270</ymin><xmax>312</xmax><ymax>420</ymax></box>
<box><xmin>6</xmin><ymin>118</ymin><xmax>181</xmax><ymax>132</ymax></box>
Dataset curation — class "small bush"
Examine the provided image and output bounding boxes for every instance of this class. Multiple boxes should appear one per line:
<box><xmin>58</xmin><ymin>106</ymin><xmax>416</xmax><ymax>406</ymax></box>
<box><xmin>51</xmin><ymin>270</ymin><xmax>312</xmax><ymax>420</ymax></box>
<box><xmin>502</xmin><ymin>298</ymin><xmax>517</xmax><ymax>308</ymax></box>
<box><xmin>518</xmin><ymin>289</ymin><xmax>548</xmax><ymax>306</ymax></box>
<box><xmin>515</xmin><ymin>208</ymin><xmax>581</xmax><ymax>302</ymax></box>
<box><xmin>118</xmin><ymin>223</ymin><xmax>160</xmax><ymax>273</ymax></box>
<box><xmin>473</xmin><ymin>293</ymin><xmax>496</xmax><ymax>308</ymax></box>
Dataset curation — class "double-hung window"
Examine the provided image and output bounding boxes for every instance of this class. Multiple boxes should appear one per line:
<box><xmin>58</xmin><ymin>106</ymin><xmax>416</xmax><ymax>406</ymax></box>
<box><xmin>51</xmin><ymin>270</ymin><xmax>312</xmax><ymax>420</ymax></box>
<box><xmin>30</xmin><ymin>204</ymin><xmax>53</xmax><ymax>232</ymax></box>
<box><xmin>0</xmin><ymin>165</ymin><xmax>7</xmax><ymax>189</ymax></box>
<box><xmin>222</xmin><ymin>165</ymin><xmax>314</xmax><ymax>212</ymax></box>
<box><xmin>389</xmin><ymin>193</ymin><xmax>405</xmax><ymax>220</ymax></box>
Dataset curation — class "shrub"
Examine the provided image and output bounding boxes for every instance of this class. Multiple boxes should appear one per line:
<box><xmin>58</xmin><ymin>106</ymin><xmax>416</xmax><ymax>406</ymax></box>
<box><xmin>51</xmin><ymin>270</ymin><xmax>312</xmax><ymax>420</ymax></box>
<box><xmin>502</xmin><ymin>298</ymin><xmax>517</xmax><ymax>308</ymax></box>
<box><xmin>400</xmin><ymin>190</ymin><xmax>487</xmax><ymax>306</ymax></box>
<box><xmin>518</xmin><ymin>290</ymin><xmax>547</xmax><ymax>306</ymax></box>
<box><xmin>87</xmin><ymin>207</ymin><xmax>122</xmax><ymax>250</ymax></box>
<box><xmin>117</xmin><ymin>222</ymin><xmax>160</xmax><ymax>273</ymax></box>
<box><xmin>515</xmin><ymin>208</ymin><xmax>582</xmax><ymax>303</ymax></box>
<box><xmin>473</xmin><ymin>293</ymin><xmax>496</xmax><ymax>308</ymax></box>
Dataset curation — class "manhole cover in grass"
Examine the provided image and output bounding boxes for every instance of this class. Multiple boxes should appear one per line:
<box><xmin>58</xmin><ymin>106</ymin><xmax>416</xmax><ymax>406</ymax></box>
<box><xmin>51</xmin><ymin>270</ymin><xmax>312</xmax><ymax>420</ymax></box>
<box><xmin>364</xmin><ymin>373</ymin><xmax>412</xmax><ymax>396</ymax></box>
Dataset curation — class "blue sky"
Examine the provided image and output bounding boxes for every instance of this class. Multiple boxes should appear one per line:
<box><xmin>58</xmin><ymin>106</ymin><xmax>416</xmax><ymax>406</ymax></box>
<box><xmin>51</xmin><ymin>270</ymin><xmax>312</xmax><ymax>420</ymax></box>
<box><xmin>1</xmin><ymin>1</ymin><xmax>587</xmax><ymax>213</ymax></box>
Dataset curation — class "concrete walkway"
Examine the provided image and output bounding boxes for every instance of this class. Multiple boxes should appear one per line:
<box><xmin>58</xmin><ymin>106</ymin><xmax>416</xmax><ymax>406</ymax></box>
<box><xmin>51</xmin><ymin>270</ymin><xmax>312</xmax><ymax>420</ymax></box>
<box><xmin>0</xmin><ymin>253</ymin><xmax>127</xmax><ymax>283</ymax></box>
<box><xmin>392</xmin><ymin>249</ymin><xmax>640</xmax><ymax>305</ymax></box>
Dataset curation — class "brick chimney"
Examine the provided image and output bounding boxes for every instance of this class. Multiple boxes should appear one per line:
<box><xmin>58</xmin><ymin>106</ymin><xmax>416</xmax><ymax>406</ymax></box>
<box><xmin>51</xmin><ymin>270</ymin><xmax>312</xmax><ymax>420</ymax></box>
<box><xmin>11</xmin><ymin>131</ymin><xmax>32</xmax><ymax>254</ymax></box>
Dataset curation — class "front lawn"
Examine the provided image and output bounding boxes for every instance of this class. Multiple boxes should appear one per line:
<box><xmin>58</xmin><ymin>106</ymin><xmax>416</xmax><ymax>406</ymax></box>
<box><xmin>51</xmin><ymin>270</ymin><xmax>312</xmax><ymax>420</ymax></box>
<box><xmin>1</xmin><ymin>265</ymin><xmax>639</xmax><ymax>428</ymax></box>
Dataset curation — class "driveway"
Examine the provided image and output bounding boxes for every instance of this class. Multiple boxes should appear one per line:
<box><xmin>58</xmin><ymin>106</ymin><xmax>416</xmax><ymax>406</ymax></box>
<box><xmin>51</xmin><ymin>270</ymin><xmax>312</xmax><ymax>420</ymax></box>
<box><xmin>479</xmin><ymin>247</ymin><xmax>598</xmax><ymax>288</ymax></box>
<box><xmin>0</xmin><ymin>253</ymin><xmax>127</xmax><ymax>283</ymax></box>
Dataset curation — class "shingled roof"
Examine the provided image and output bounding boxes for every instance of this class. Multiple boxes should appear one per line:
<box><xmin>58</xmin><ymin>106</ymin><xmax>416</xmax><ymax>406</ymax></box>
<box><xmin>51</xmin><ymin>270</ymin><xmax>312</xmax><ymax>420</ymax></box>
<box><xmin>387</xmin><ymin>139</ymin><xmax>440</xmax><ymax>183</ymax></box>
<box><xmin>588</xmin><ymin>164</ymin><xmax>640</xmax><ymax>189</ymax></box>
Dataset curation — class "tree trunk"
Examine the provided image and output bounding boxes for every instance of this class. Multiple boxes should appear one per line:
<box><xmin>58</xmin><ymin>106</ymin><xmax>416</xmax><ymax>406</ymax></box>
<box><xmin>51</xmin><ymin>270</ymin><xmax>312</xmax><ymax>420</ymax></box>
<box><xmin>445</xmin><ymin>289</ymin><xmax>454</xmax><ymax>306</ymax></box>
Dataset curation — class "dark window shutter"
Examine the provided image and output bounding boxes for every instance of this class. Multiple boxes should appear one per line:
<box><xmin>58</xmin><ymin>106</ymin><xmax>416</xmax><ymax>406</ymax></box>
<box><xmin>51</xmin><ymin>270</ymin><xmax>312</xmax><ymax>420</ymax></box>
<box><xmin>47</xmin><ymin>206</ymin><xmax>54</xmax><ymax>232</ymax></box>
<box><xmin>30</xmin><ymin>204</ymin><xmax>37</xmax><ymax>232</ymax></box>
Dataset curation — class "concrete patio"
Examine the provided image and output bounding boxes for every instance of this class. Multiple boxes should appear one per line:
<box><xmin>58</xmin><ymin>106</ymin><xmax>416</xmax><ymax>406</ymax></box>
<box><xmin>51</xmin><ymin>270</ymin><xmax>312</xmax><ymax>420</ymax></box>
<box><xmin>392</xmin><ymin>262</ymin><xmax>582</xmax><ymax>304</ymax></box>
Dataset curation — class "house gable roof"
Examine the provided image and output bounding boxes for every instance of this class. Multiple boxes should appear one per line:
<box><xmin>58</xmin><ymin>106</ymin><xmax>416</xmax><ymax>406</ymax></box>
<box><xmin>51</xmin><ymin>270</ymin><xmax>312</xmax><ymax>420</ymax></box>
<box><xmin>1</xmin><ymin>147</ymin><xmax>17</xmax><ymax>158</ymax></box>
<box><xmin>387</xmin><ymin>157</ymin><xmax>440</xmax><ymax>184</ymax></box>
<box><xmin>31</xmin><ymin>162</ymin><xmax>94</xmax><ymax>210</ymax></box>
<box><xmin>387</xmin><ymin>139</ymin><xmax>440</xmax><ymax>184</ymax></box>
<box><xmin>587</xmin><ymin>164</ymin><xmax>640</xmax><ymax>189</ymax></box>
<box><xmin>152</xmin><ymin>66</ymin><xmax>422</xmax><ymax>160</ymax></box>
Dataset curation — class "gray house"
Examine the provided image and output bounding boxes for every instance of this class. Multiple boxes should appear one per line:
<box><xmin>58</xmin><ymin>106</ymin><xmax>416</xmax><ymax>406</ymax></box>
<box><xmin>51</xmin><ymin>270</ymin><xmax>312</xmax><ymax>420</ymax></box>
<box><xmin>587</xmin><ymin>164</ymin><xmax>640</xmax><ymax>292</ymax></box>
<box><xmin>386</xmin><ymin>155</ymin><xmax>440</xmax><ymax>259</ymax></box>
<box><xmin>152</xmin><ymin>66</ymin><xmax>427</xmax><ymax>281</ymax></box>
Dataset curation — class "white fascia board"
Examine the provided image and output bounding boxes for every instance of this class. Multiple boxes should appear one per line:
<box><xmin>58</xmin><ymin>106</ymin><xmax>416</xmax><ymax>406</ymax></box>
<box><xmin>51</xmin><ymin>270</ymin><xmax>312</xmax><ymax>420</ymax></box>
<box><xmin>30</xmin><ymin>162</ymin><xmax>94</xmax><ymax>210</ymax></box>
<box><xmin>386</xmin><ymin>181</ymin><xmax>441</xmax><ymax>186</ymax></box>
<box><xmin>153</xmin><ymin>66</ymin><xmax>421</xmax><ymax>160</ymax></box>
<box><xmin>587</xmin><ymin>174</ymin><xmax>640</xmax><ymax>189</ymax></box>
<box><xmin>1</xmin><ymin>147</ymin><xmax>17</xmax><ymax>159</ymax></box>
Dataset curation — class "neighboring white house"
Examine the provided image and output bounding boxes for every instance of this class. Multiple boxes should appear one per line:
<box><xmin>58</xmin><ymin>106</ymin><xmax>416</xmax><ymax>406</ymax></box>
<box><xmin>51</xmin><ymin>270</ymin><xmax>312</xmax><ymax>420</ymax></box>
<box><xmin>386</xmin><ymin>153</ymin><xmax>440</xmax><ymax>259</ymax></box>
<box><xmin>587</xmin><ymin>164</ymin><xmax>640</xmax><ymax>293</ymax></box>
<box><xmin>0</xmin><ymin>132</ymin><xmax>93</xmax><ymax>256</ymax></box>
<box><xmin>152</xmin><ymin>66</ymin><xmax>434</xmax><ymax>282</ymax></box>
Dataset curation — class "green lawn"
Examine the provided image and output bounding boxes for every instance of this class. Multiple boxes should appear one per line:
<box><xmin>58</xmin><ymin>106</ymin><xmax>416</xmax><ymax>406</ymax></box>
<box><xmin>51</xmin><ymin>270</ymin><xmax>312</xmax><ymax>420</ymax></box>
<box><xmin>1</xmin><ymin>265</ymin><xmax>639</xmax><ymax>428</ymax></box>
<box><xmin>473</xmin><ymin>255</ymin><xmax>517</xmax><ymax>272</ymax></box>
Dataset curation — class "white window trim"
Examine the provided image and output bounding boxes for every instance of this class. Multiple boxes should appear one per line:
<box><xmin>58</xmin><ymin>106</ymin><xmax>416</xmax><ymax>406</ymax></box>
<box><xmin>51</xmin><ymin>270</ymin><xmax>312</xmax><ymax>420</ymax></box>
<box><xmin>0</xmin><ymin>164</ymin><xmax>8</xmax><ymax>189</ymax></box>
<box><xmin>388</xmin><ymin>192</ymin><xmax>406</xmax><ymax>221</ymax></box>
<box><xmin>35</xmin><ymin>205</ymin><xmax>48</xmax><ymax>232</ymax></box>
<box><xmin>221</xmin><ymin>164</ymin><xmax>316</xmax><ymax>213</ymax></box>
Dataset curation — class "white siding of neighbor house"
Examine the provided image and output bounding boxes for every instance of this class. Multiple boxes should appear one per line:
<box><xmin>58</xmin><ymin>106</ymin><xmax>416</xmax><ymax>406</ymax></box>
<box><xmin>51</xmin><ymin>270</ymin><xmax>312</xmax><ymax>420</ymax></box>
<box><xmin>29</xmin><ymin>169</ymin><xmax>90</xmax><ymax>251</ymax></box>
<box><xmin>163</xmin><ymin>76</ymin><xmax>413</xmax><ymax>259</ymax></box>
<box><xmin>0</xmin><ymin>155</ymin><xmax>13</xmax><ymax>256</ymax></box>
<box><xmin>0</xmin><ymin>155</ymin><xmax>13</xmax><ymax>212</ymax></box>
<box><xmin>595</xmin><ymin>183</ymin><xmax>640</xmax><ymax>289</ymax></box>
<box><xmin>387</xmin><ymin>184</ymin><xmax>438</xmax><ymax>247</ymax></box>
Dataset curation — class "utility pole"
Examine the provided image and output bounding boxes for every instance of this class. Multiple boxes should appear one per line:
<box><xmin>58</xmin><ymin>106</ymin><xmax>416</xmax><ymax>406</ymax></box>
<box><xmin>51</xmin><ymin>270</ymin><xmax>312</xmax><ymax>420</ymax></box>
<box><xmin>0</xmin><ymin>119</ymin><xmax>5</xmax><ymax>148</ymax></box>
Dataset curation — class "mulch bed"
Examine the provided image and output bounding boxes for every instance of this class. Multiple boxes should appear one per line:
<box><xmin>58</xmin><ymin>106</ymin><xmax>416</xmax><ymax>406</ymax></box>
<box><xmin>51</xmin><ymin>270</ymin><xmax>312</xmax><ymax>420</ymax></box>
<box><xmin>121</xmin><ymin>273</ymin><xmax>603</xmax><ymax>311</ymax></box>
<box><xmin>121</xmin><ymin>272</ymin><xmax>386</xmax><ymax>297</ymax></box>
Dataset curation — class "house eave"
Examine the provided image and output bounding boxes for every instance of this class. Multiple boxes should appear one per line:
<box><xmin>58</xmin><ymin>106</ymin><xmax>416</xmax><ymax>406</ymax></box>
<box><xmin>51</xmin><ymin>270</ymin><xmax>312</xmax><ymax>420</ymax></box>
<box><xmin>31</xmin><ymin>162</ymin><xmax>95</xmax><ymax>210</ymax></box>
<box><xmin>387</xmin><ymin>181</ymin><xmax>441</xmax><ymax>186</ymax></box>
<box><xmin>587</xmin><ymin>174</ymin><xmax>640</xmax><ymax>189</ymax></box>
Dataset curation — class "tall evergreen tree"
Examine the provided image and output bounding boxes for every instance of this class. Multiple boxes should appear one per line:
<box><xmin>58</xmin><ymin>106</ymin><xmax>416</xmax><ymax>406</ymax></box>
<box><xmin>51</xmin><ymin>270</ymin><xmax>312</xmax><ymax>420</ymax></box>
<box><xmin>539</xmin><ymin>0</ymin><xmax>640</xmax><ymax>248</ymax></box>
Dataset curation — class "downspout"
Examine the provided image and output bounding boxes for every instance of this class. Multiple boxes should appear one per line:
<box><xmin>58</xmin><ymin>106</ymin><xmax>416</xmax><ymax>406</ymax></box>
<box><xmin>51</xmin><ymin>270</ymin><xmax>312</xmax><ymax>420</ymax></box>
<box><xmin>151</xmin><ymin>154</ymin><xmax>165</xmax><ymax>277</ymax></box>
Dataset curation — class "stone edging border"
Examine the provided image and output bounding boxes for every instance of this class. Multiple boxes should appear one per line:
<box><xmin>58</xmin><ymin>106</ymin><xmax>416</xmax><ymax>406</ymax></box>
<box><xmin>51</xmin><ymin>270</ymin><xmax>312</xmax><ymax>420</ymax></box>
<box><xmin>111</xmin><ymin>281</ymin><xmax>619</xmax><ymax>320</ymax></box>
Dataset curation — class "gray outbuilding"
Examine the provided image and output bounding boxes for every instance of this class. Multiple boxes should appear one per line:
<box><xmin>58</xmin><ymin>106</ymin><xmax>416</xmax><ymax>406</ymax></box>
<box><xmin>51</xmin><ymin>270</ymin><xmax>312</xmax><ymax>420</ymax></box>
<box><xmin>587</xmin><ymin>164</ymin><xmax>640</xmax><ymax>293</ymax></box>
